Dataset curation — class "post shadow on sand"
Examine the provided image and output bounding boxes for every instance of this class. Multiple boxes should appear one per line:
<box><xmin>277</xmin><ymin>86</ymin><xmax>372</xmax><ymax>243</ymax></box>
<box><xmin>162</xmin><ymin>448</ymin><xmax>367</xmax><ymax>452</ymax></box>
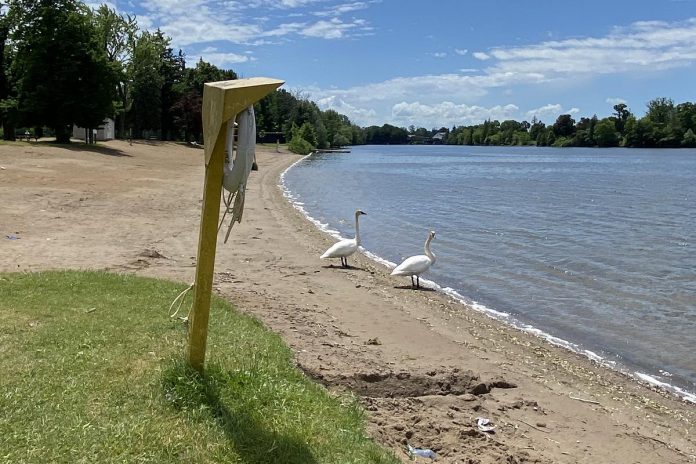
<box><xmin>162</xmin><ymin>361</ymin><xmax>318</xmax><ymax>464</ymax></box>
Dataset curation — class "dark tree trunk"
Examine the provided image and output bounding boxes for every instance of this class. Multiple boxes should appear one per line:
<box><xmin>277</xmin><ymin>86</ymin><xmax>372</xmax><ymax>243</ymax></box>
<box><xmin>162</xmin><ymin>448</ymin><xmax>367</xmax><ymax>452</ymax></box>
<box><xmin>55</xmin><ymin>125</ymin><xmax>71</xmax><ymax>144</ymax></box>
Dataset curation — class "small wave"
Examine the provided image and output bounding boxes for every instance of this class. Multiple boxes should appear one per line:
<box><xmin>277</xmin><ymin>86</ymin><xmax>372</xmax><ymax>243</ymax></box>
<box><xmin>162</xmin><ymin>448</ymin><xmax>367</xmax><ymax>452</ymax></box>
<box><xmin>636</xmin><ymin>373</ymin><xmax>696</xmax><ymax>404</ymax></box>
<box><xmin>279</xmin><ymin>156</ymin><xmax>696</xmax><ymax>405</ymax></box>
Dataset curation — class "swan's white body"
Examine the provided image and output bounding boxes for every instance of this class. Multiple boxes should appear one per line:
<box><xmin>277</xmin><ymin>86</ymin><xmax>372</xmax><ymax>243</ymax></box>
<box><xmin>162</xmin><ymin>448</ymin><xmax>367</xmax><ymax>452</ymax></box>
<box><xmin>391</xmin><ymin>231</ymin><xmax>436</xmax><ymax>288</ymax></box>
<box><xmin>220</xmin><ymin>105</ymin><xmax>256</xmax><ymax>243</ymax></box>
<box><xmin>321</xmin><ymin>210</ymin><xmax>366</xmax><ymax>268</ymax></box>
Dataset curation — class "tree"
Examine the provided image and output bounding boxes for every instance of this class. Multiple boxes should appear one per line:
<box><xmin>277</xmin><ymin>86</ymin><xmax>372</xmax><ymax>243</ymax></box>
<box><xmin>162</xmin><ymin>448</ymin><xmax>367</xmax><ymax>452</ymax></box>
<box><xmin>552</xmin><ymin>114</ymin><xmax>576</xmax><ymax>138</ymax></box>
<box><xmin>682</xmin><ymin>129</ymin><xmax>696</xmax><ymax>147</ymax></box>
<box><xmin>90</xmin><ymin>4</ymin><xmax>137</xmax><ymax>138</ymax></box>
<box><xmin>594</xmin><ymin>118</ymin><xmax>619</xmax><ymax>147</ymax></box>
<box><xmin>129</xmin><ymin>31</ymin><xmax>165</xmax><ymax>137</ymax></box>
<box><xmin>0</xmin><ymin>8</ymin><xmax>17</xmax><ymax>140</ymax></box>
<box><xmin>612</xmin><ymin>103</ymin><xmax>631</xmax><ymax>134</ymax></box>
<box><xmin>646</xmin><ymin>97</ymin><xmax>674</xmax><ymax>125</ymax></box>
<box><xmin>11</xmin><ymin>0</ymin><xmax>117</xmax><ymax>143</ymax></box>
<box><xmin>529</xmin><ymin>118</ymin><xmax>545</xmax><ymax>142</ymax></box>
<box><xmin>170</xmin><ymin>58</ymin><xmax>235</xmax><ymax>143</ymax></box>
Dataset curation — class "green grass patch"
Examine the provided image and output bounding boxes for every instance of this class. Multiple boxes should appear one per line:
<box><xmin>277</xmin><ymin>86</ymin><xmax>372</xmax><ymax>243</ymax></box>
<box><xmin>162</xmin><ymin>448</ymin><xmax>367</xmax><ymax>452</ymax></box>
<box><xmin>0</xmin><ymin>271</ymin><xmax>397</xmax><ymax>463</ymax></box>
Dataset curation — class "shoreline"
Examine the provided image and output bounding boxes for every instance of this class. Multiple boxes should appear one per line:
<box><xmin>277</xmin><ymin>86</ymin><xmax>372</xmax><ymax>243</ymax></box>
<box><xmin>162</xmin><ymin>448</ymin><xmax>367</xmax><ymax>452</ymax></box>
<box><xmin>281</xmin><ymin>151</ymin><xmax>696</xmax><ymax>405</ymax></box>
<box><xmin>1</xmin><ymin>140</ymin><xmax>694</xmax><ymax>463</ymax></box>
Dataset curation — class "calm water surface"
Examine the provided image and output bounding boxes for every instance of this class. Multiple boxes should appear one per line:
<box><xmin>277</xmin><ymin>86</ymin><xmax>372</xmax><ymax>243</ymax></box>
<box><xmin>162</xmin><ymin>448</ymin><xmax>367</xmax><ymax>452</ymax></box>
<box><xmin>282</xmin><ymin>145</ymin><xmax>696</xmax><ymax>397</ymax></box>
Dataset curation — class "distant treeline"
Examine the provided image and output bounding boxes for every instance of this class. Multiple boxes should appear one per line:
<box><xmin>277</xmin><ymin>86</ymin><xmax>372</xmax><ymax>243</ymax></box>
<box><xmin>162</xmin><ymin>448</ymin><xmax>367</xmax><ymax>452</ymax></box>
<box><xmin>404</xmin><ymin>99</ymin><xmax>696</xmax><ymax>149</ymax></box>
<box><xmin>1</xmin><ymin>1</ymin><xmax>693</xmax><ymax>150</ymax></box>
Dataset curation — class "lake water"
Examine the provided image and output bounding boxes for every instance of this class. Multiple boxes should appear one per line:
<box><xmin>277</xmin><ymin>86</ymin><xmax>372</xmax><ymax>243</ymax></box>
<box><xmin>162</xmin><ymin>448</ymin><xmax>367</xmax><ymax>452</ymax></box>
<box><xmin>281</xmin><ymin>145</ymin><xmax>696</xmax><ymax>401</ymax></box>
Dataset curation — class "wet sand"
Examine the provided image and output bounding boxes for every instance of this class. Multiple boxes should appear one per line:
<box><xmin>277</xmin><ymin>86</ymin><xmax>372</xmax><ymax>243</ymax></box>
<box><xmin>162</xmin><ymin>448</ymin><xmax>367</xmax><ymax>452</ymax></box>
<box><xmin>1</xmin><ymin>140</ymin><xmax>694</xmax><ymax>463</ymax></box>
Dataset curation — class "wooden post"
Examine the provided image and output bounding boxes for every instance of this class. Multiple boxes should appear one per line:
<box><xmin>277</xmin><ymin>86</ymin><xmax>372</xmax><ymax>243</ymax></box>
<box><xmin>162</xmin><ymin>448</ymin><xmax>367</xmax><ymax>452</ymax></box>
<box><xmin>188</xmin><ymin>77</ymin><xmax>284</xmax><ymax>372</ymax></box>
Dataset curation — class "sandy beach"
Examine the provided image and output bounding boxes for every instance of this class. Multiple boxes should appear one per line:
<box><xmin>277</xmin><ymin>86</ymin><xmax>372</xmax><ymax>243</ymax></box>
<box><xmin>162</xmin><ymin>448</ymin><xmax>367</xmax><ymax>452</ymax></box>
<box><xmin>1</xmin><ymin>140</ymin><xmax>694</xmax><ymax>463</ymax></box>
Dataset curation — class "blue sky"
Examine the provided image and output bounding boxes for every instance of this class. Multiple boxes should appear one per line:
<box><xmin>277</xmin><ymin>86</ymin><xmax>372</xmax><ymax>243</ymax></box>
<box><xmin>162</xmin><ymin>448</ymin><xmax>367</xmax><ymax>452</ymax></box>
<box><xmin>94</xmin><ymin>0</ymin><xmax>696</xmax><ymax>128</ymax></box>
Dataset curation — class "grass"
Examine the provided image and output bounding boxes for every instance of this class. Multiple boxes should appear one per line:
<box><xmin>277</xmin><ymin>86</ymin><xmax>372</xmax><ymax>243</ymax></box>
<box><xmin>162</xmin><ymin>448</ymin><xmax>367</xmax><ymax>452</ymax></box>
<box><xmin>0</xmin><ymin>271</ymin><xmax>398</xmax><ymax>463</ymax></box>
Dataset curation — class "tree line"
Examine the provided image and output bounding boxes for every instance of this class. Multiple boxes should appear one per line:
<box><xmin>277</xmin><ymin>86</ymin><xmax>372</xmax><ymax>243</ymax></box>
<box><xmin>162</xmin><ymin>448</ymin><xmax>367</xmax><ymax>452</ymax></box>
<box><xmin>289</xmin><ymin>98</ymin><xmax>696</xmax><ymax>150</ymax></box>
<box><xmin>433</xmin><ymin>100</ymin><xmax>696</xmax><ymax>148</ymax></box>
<box><xmin>0</xmin><ymin>0</ymin><xmax>362</xmax><ymax>148</ymax></box>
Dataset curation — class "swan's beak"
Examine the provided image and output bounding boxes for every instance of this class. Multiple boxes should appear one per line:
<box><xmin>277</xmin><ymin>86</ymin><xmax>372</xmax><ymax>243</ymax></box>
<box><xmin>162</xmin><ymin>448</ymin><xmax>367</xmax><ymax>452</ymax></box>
<box><xmin>359</xmin><ymin>210</ymin><xmax>367</xmax><ymax>215</ymax></box>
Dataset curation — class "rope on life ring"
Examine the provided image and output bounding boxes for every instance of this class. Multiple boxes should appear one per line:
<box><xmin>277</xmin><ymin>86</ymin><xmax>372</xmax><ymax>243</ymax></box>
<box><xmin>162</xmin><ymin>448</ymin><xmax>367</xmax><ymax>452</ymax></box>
<box><xmin>218</xmin><ymin>105</ymin><xmax>256</xmax><ymax>243</ymax></box>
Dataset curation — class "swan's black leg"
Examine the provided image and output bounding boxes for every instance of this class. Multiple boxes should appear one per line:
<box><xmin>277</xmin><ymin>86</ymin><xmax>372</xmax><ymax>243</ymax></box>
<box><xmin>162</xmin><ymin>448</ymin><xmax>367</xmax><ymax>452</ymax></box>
<box><xmin>416</xmin><ymin>276</ymin><xmax>420</xmax><ymax>289</ymax></box>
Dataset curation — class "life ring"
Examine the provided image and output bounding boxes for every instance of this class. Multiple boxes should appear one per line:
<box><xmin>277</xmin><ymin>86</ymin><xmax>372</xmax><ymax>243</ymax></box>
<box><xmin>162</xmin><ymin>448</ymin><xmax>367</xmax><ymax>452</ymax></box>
<box><xmin>223</xmin><ymin>105</ymin><xmax>256</xmax><ymax>194</ymax></box>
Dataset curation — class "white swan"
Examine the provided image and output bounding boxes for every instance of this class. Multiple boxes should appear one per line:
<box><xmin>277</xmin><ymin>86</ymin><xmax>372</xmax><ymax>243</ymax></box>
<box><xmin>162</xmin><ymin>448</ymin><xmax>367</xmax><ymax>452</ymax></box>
<box><xmin>320</xmin><ymin>209</ymin><xmax>366</xmax><ymax>268</ymax></box>
<box><xmin>391</xmin><ymin>230</ymin><xmax>436</xmax><ymax>289</ymax></box>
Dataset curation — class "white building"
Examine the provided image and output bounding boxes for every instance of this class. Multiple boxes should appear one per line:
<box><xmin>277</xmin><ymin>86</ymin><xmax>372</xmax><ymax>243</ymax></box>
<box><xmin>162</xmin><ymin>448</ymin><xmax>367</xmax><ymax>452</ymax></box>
<box><xmin>72</xmin><ymin>118</ymin><xmax>115</xmax><ymax>141</ymax></box>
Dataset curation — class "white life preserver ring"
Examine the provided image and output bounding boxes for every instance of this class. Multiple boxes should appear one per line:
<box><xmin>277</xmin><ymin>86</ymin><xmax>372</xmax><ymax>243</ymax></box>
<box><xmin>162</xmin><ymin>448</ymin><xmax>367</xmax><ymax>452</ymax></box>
<box><xmin>223</xmin><ymin>105</ymin><xmax>256</xmax><ymax>194</ymax></box>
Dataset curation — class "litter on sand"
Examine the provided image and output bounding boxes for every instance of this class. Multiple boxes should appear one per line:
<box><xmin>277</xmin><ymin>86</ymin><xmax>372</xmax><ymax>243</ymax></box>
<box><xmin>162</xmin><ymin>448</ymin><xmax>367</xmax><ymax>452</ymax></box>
<box><xmin>477</xmin><ymin>417</ymin><xmax>496</xmax><ymax>433</ymax></box>
<box><xmin>5</xmin><ymin>234</ymin><xmax>19</xmax><ymax>240</ymax></box>
<box><xmin>407</xmin><ymin>444</ymin><xmax>437</xmax><ymax>459</ymax></box>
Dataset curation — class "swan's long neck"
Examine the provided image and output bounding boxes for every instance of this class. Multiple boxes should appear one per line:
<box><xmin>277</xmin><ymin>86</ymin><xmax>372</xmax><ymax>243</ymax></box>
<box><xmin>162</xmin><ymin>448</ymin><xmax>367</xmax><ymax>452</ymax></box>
<box><xmin>424</xmin><ymin>235</ymin><xmax>436</xmax><ymax>263</ymax></box>
<box><xmin>354</xmin><ymin>212</ymin><xmax>362</xmax><ymax>246</ymax></box>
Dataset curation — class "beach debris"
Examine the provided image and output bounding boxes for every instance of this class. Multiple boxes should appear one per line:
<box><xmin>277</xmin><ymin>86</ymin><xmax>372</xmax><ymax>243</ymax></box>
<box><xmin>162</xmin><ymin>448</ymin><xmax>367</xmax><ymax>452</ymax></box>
<box><xmin>140</xmin><ymin>249</ymin><xmax>167</xmax><ymax>259</ymax></box>
<box><xmin>569</xmin><ymin>394</ymin><xmax>601</xmax><ymax>405</ymax></box>
<box><xmin>477</xmin><ymin>417</ymin><xmax>496</xmax><ymax>433</ymax></box>
<box><xmin>407</xmin><ymin>444</ymin><xmax>436</xmax><ymax>460</ymax></box>
<box><xmin>517</xmin><ymin>418</ymin><xmax>548</xmax><ymax>432</ymax></box>
<box><xmin>5</xmin><ymin>234</ymin><xmax>19</xmax><ymax>240</ymax></box>
<box><xmin>366</xmin><ymin>337</ymin><xmax>382</xmax><ymax>345</ymax></box>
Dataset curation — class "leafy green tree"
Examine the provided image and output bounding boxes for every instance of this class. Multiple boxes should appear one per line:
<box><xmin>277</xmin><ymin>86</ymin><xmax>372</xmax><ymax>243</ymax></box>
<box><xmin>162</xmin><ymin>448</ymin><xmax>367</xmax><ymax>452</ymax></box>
<box><xmin>529</xmin><ymin>118</ymin><xmax>545</xmax><ymax>142</ymax></box>
<box><xmin>675</xmin><ymin>102</ymin><xmax>696</xmax><ymax>134</ymax></box>
<box><xmin>612</xmin><ymin>103</ymin><xmax>631</xmax><ymax>134</ymax></box>
<box><xmin>11</xmin><ymin>0</ymin><xmax>117</xmax><ymax>143</ymax></box>
<box><xmin>90</xmin><ymin>4</ymin><xmax>137</xmax><ymax>138</ymax></box>
<box><xmin>623</xmin><ymin>117</ymin><xmax>655</xmax><ymax>147</ymax></box>
<box><xmin>129</xmin><ymin>31</ymin><xmax>165</xmax><ymax>137</ymax></box>
<box><xmin>552</xmin><ymin>114</ymin><xmax>576</xmax><ymax>138</ymax></box>
<box><xmin>0</xmin><ymin>8</ymin><xmax>17</xmax><ymax>140</ymax></box>
<box><xmin>288</xmin><ymin>135</ymin><xmax>313</xmax><ymax>155</ymax></box>
<box><xmin>594</xmin><ymin>118</ymin><xmax>619</xmax><ymax>147</ymax></box>
<box><xmin>332</xmin><ymin>132</ymin><xmax>350</xmax><ymax>147</ymax></box>
<box><xmin>171</xmin><ymin>58</ymin><xmax>235</xmax><ymax>143</ymax></box>
<box><xmin>287</xmin><ymin>122</ymin><xmax>316</xmax><ymax>155</ymax></box>
<box><xmin>682</xmin><ymin>128</ymin><xmax>696</xmax><ymax>147</ymax></box>
<box><xmin>159</xmin><ymin>44</ymin><xmax>185</xmax><ymax>140</ymax></box>
<box><xmin>646</xmin><ymin>97</ymin><xmax>674</xmax><ymax>125</ymax></box>
<box><xmin>297</xmin><ymin>121</ymin><xmax>317</xmax><ymax>147</ymax></box>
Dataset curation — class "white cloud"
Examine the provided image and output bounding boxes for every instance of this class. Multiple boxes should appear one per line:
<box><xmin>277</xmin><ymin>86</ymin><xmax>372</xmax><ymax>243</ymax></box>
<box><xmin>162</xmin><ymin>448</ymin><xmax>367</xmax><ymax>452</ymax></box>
<box><xmin>487</xmin><ymin>17</ymin><xmax>696</xmax><ymax>77</ymax></box>
<box><xmin>433</xmin><ymin>52</ymin><xmax>447</xmax><ymax>58</ymax></box>
<box><xmin>137</xmin><ymin>0</ymin><xmax>372</xmax><ymax>47</ymax></box>
<box><xmin>198</xmin><ymin>49</ymin><xmax>255</xmax><ymax>66</ymax></box>
<box><xmin>606</xmin><ymin>97</ymin><xmax>627</xmax><ymax>105</ymax></box>
<box><xmin>454</xmin><ymin>48</ymin><xmax>468</xmax><ymax>56</ymax></box>
<box><xmin>525</xmin><ymin>104</ymin><xmax>579</xmax><ymax>122</ymax></box>
<box><xmin>314</xmin><ymin>1</ymin><xmax>370</xmax><ymax>17</ymax></box>
<box><xmin>316</xmin><ymin>95</ymin><xmax>377</xmax><ymax>121</ymax></box>
<box><xmin>391</xmin><ymin>101</ymin><xmax>519</xmax><ymax>127</ymax></box>
<box><xmin>307</xmin><ymin>17</ymin><xmax>696</xmax><ymax>127</ymax></box>
<box><xmin>85</xmin><ymin>1</ymin><xmax>119</xmax><ymax>11</ymax></box>
<box><xmin>300</xmin><ymin>18</ymin><xmax>367</xmax><ymax>39</ymax></box>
